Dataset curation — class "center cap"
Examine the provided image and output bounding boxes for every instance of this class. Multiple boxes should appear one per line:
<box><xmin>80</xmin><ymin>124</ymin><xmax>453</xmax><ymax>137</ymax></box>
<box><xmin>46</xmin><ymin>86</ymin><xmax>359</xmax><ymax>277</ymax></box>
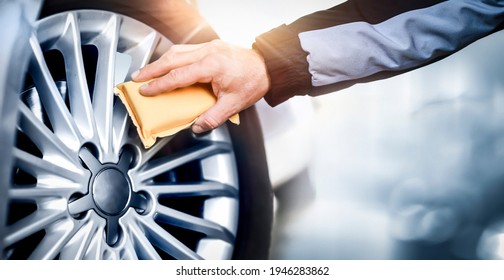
<box><xmin>92</xmin><ymin>167</ymin><xmax>131</xmax><ymax>216</ymax></box>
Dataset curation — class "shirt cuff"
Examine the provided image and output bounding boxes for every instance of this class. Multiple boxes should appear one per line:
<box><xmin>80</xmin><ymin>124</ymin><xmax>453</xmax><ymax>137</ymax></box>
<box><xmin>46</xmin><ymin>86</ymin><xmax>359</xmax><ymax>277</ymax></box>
<box><xmin>253</xmin><ymin>24</ymin><xmax>312</xmax><ymax>107</ymax></box>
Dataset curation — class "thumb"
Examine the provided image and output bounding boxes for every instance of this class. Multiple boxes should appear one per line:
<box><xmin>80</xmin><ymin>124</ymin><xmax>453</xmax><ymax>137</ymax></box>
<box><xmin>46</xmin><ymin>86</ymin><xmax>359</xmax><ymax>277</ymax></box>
<box><xmin>192</xmin><ymin>97</ymin><xmax>238</xmax><ymax>134</ymax></box>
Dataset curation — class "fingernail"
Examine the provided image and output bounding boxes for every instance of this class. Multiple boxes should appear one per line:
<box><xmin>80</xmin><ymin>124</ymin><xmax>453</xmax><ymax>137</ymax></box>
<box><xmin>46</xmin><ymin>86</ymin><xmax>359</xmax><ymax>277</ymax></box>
<box><xmin>192</xmin><ymin>124</ymin><xmax>205</xmax><ymax>134</ymax></box>
<box><xmin>131</xmin><ymin>70</ymin><xmax>140</xmax><ymax>80</ymax></box>
<box><xmin>139</xmin><ymin>83</ymin><xmax>149</xmax><ymax>94</ymax></box>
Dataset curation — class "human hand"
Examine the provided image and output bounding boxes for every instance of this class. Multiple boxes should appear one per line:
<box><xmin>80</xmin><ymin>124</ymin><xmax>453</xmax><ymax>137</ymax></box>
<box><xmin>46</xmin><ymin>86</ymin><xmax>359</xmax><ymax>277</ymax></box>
<box><xmin>131</xmin><ymin>39</ymin><xmax>270</xmax><ymax>134</ymax></box>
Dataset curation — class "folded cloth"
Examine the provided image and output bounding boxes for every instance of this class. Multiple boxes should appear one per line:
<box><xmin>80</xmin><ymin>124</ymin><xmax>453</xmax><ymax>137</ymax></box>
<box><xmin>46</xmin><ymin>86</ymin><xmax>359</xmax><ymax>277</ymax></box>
<box><xmin>114</xmin><ymin>81</ymin><xmax>239</xmax><ymax>149</ymax></box>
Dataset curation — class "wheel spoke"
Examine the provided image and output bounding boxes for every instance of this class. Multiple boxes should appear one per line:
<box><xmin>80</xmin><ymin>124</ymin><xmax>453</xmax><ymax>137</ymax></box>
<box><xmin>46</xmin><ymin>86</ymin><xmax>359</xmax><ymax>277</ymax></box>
<box><xmin>126</xmin><ymin>218</ymin><xmax>161</xmax><ymax>260</ymax></box>
<box><xmin>136</xmin><ymin>216</ymin><xmax>202</xmax><ymax>260</ymax></box>
<box><xmin>59</xmin><ymin>216</ymin><xmax>102</xmax><ymax>260</ymax></box>
<box><xmin>4</xmin><ymin>209</ymin><xmax>66</xmax><ymax>247</ymax></box>
<box><xmin>112</xmin><ymin>101</ymin><xmax>131</xmax><ymax>155</ymax></box>
<box><xmin>110</xmin><ymin>28</ymin><xmax>160</xmax><ymax>156</ymax></box>
<box><xmin>28</xmin><ymin>33</ymin><xmax>81</xmax><ymax>151</ymax></box>
<box><xmin>155</xmin><ymin>205</ymin><xmax>234</xmax><ymax>244</ymax></box>
<box><xmin>136</xmin><ymin>142</ymin><xmax>232</xmax><ymax>182</ymax></box>
<box><xmin>118</xmin><ymin>236</ymin><xmax>139</xmax><ymax>260</ymax></box>
<box><xmin>55</xmin><ymin>12</ymin><xmax>96</xmax><ymax>140</ymax></box>
<box><xmin>14</xmin><ymin>148</ymin><xmax>86</xmax><ymax>183</ymax></box>
<box><xmin>18</xmin><ymin>102</ymin><xmax>79</xmax><ymax>167</ymax></box>
<box><xmin>137</xmin><ymin>136</ymin><xmax>173</xmax><ymax>168</ymax></box>
<box><xmin>89</xmin><ymin>14</ymin><xmax>120</xmax><ymax>159</ymax></box>
<box><xmin>9</xmin><ymin>184</ymin><xmax>77</xmax><ymax>200</ymax></box>
<box><xmin>124</xmin><ymin>31</ymin><xmax>161</xmax><ymax>77</ymax></box>
<box><xmin>28</xmin><ymin>218</ymin><xmax>82</xmax><ymax>260</ymax></box>
<box><xmin>83</xmin><ymin>226</ymin><xmax>106</xmax><ymax>260</ymax></box>
<box><xmin>142</xmin><ymin>181</ymin><xmax>238</xmax><ymax>198</ymax></box>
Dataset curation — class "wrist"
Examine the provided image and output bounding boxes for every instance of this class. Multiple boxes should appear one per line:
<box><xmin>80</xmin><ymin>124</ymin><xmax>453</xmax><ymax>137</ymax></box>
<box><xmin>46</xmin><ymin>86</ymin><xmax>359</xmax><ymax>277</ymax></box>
<box><xmin>251</xmin><ymin>48</ymin><xmax>272</xmax><ymax>98</ymax></box>
<box><xmin>253</xmin><ymin>24</ymin><xmax>312</xmax><ymax>107</ymax></box>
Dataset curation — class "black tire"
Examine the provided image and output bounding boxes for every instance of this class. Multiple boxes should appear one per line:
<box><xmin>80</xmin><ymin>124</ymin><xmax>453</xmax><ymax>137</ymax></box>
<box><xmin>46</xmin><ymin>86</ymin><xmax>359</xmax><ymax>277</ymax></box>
<box><xmin>15</xmin><ymin>0</ymin><xmax>272</xmax><ymax>260</ymax></box>
<box><xmin>40</xmin><ymin>0</ymin><xmax>220</xmax><ymax>45</ymax></box>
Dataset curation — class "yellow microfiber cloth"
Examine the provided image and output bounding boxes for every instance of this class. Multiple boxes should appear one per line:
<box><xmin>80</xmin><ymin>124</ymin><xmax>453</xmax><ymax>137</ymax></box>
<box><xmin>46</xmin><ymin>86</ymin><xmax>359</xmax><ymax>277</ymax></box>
<box><xmin>114</xmin><ymin>81</ymin><xmax>239</xmax><ymax>149</ymax></box>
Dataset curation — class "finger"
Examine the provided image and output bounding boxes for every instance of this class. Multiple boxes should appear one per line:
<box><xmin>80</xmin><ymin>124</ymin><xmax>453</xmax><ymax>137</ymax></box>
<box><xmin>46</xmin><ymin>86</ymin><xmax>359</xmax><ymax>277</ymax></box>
<box><xmin>192</xmin><ymin>96</ymin><xmax>240</xmax><ymax>134</ymax></box>
<box><xmin>139</xmin><ymin>59</ymin><xmax>217</xmax><ymax>96</ymax></box>
<box><xmin>132</xmin><ymin>43</ymin><xmax>209</xmax><ymax>82</ymax></box>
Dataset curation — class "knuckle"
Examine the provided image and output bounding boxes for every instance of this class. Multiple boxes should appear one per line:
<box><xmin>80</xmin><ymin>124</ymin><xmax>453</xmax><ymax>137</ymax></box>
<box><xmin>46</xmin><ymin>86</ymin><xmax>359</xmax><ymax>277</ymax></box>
<box><xmin>167</xmin><ymin>68</ymin><xmax>182</xmax><ymax>81</ymax></box>
<box><xmin>161</xmin><ymin>52</ymin><xmax>175</xmax><ymax>66</ymax></box>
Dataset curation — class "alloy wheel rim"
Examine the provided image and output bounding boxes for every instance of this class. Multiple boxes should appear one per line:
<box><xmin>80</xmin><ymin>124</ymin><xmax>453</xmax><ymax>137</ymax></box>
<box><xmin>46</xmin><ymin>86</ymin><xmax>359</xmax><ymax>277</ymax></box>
<box><xmin>4</xmin><ymin>10</ymin><xmax>239</xmax><ymax>260</ymax></box>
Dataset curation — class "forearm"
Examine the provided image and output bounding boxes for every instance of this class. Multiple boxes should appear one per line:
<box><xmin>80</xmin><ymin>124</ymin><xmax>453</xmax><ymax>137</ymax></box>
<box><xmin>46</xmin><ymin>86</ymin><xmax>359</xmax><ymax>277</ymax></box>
<box><xmin>254</xmin><ymin>0</ymin><xmax>504</xmax><ymax>107</ymax></box>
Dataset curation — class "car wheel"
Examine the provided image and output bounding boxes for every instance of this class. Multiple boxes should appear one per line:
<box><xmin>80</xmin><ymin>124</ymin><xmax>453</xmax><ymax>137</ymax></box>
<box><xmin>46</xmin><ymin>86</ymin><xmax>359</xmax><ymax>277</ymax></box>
<box><xmin>1</xmin><ymin>1</ymin><xmax>272</xmax><ymax>260</ymax></box>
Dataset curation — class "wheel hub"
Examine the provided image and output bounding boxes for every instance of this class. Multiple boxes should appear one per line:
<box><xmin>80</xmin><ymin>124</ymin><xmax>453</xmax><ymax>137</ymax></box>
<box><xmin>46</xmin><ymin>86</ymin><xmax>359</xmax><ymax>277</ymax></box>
<box><xmin>68</xmin><ymin>147</ymin><xmax>148</xmax><ymax>246</ymax></box>
<box><xmin>92</xmin><ymin>167</ymin><xmax>131</xmax><ymax>216</ymax></box>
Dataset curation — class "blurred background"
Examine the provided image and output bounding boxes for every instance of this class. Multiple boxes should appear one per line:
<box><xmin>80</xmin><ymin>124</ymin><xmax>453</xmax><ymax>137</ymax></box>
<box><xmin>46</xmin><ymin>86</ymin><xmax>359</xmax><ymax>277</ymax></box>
<box><xmin>197</xmin><ymin>0</ymin><xmax>504</xmax><ymax>259</ymax></box>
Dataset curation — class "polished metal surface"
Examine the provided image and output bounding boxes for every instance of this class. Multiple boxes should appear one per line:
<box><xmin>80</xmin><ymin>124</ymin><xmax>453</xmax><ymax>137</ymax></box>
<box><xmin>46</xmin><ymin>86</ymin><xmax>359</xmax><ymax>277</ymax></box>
<box><xmin>3</xmin><ymin>10</ymin><xmax>239</xmax><ymax>260</ymax></box>
<box><xmin>0</xmin><ymin>0</ymin><xmax>43</xmax><ymax>259</ymax></box>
